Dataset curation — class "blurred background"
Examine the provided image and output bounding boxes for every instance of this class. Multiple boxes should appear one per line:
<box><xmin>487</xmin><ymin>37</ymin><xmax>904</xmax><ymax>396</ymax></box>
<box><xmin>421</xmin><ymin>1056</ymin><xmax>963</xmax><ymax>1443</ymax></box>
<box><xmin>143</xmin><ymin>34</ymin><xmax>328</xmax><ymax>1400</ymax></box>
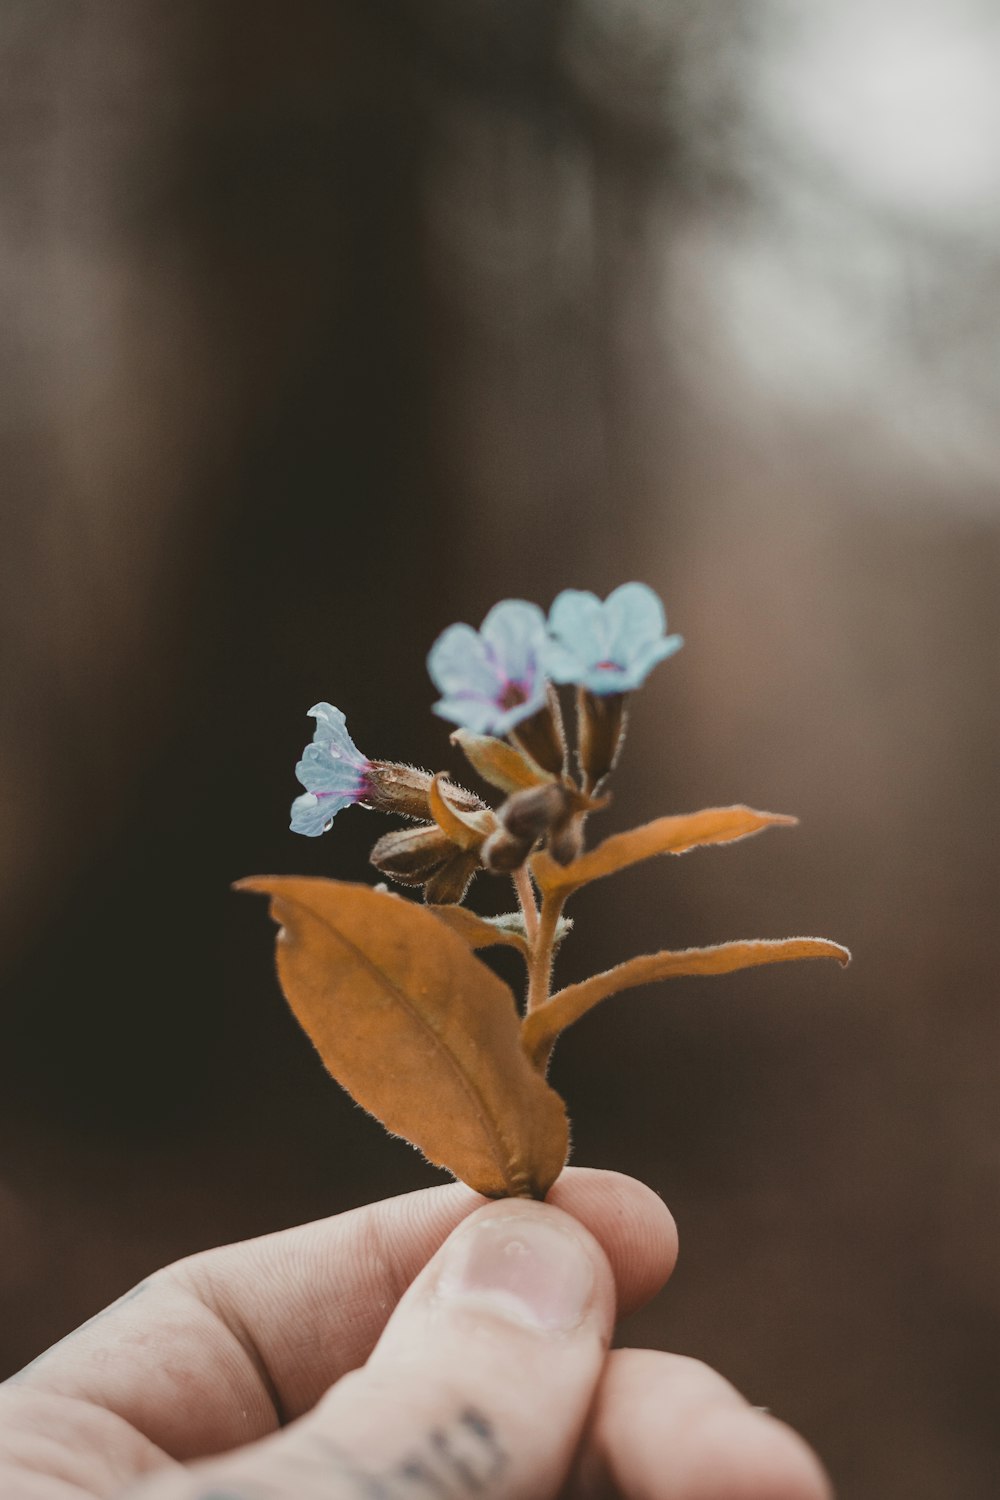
<box><xmin>1</xmin><ymin>2</ymin><xmax>998</xmax><ymax>1494</ymax></box>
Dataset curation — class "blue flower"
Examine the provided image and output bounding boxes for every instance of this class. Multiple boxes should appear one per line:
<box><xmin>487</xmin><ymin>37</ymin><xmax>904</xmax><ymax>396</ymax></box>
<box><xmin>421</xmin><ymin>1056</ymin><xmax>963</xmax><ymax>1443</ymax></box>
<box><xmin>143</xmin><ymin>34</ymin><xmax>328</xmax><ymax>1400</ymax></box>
<box><xmin>428</xmin><ymin>600</ymin><xmax>550</xmax><ymax>735</ymax></box>
<box><xmin>290</xmin><ymin>703</ymin><xmax>373</xmax><ymax>836</ymax></box>
<box><xmin>545</xmin><ymin>582</ymin><xmax>683</xmax><ymax>695</ymax></box>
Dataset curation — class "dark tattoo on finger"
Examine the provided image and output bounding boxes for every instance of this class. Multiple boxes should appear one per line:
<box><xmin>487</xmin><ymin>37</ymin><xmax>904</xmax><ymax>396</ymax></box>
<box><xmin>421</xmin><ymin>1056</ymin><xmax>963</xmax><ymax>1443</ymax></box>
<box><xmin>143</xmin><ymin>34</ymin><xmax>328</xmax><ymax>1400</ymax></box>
<box><xmin>428</xmin><ymin>1409</ymin><xmax>506</xmax><ymax>1492</ymax></box>
<box><xmin>319</xmin><ymin>1406</ymin><xmax>508</xmax><ymax>1498</ymax></box>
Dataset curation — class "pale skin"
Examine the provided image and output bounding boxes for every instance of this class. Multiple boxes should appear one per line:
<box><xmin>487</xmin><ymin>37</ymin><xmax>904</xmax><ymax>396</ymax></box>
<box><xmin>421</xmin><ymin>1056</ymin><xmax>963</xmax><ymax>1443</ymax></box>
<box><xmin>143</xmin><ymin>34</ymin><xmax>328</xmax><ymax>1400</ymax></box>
<box><xmin>0</xmin><ymin>1168</ymin><xmax>832</xmax><ymax>1499</ymax></box>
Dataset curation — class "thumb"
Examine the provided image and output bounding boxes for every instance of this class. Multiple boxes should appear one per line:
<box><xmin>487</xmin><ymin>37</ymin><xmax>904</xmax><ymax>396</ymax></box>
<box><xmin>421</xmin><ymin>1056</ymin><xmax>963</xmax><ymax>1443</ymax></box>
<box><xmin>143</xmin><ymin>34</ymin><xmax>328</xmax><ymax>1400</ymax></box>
<box><xmin>126</xmin><ymin>1199</ymin><xmax>617</xmax><ymax>1499</ymax></box>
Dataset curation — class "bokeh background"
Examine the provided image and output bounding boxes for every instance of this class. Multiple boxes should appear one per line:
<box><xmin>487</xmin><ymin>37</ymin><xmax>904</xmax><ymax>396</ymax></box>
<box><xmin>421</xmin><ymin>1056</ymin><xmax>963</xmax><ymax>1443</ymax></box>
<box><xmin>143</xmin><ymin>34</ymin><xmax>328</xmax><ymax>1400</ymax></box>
<box><xmin>2</xmin><ymin>3</ymin><xmax>998</xmax><ymax>1495</ymax></box>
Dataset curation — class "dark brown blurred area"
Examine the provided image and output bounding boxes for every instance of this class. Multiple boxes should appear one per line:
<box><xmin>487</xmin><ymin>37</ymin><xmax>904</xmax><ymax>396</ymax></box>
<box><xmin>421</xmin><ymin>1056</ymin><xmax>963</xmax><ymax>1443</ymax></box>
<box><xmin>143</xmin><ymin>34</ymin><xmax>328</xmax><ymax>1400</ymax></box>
<box><xmin>1</xmin><ymin>3</ymin><xmax>998</xmax><ymax>1496</ymax></box>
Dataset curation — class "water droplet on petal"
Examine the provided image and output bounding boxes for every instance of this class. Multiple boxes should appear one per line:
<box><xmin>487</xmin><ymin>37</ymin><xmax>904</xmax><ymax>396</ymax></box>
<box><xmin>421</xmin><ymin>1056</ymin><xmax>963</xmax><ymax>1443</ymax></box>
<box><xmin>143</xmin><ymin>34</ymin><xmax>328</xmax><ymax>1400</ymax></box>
<box><xmin>322</xmin><ymin>817</ymin><xmax>335</xmax><ymax>833</ymax></box>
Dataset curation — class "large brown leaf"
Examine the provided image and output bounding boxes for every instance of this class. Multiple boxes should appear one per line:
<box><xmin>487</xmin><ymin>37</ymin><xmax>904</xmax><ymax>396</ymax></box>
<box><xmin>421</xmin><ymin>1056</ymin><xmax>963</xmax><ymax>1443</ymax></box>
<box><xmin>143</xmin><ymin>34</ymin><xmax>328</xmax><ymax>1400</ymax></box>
<box><xmin>523</xmin><ymin>937</ymin><xmax>851</xmax><ymax>1066</ymax></box>
<box><xmin>531</xmin><ymin>805</ymin><xmax>798</xmax><ymax>894</ymax></box>
<box><xmin>238</xmin><ymin>876</ymin><xmax>568</xmax><ymax>1198</ymax></box>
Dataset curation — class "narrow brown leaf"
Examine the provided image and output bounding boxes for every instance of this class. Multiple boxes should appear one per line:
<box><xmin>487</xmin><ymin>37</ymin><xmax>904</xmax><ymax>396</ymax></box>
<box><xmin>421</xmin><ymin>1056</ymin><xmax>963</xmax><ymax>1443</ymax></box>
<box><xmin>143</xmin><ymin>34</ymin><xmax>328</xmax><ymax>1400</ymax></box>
<box><xmin>531</xmin><ymin>805</ymin><xmax>799</xmax><ymax>894</ymax></box>
<box><xmin>238</xmin><ymin>876</ymin><xmax>568</xmax><ymax>1198</ymax></box>
<box><xmin>429</xmin><ymin>903</ymin><xmax>530</xmax><ymax>958</ymax></box>
<box><xmin>451</xmin><ymin>729</ymin><xmax>553</xmax><ymax>795</ymax></box>
<box><xmin>523</xmin><ymin>937</ymin><xmax>851</xmax><ymax>1066</ymax></box>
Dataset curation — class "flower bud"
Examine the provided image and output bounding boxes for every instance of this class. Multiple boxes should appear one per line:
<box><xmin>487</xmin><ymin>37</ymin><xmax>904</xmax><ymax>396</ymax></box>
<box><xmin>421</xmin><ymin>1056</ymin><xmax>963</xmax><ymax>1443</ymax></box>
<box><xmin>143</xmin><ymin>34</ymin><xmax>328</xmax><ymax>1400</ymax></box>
<box><xmin>576</xmin><ymin>690</ymin><xmax>628</xmax><ymax>792</ymax></box>
<box><xmin>481</xmin><ymin>827</ymin><xmax>535</xmax><ymax>874</ymax></box>
<box><xmin>365</xmin><ymin>762</ymin><xmax>484</xmax><ymax>821</ymax></box>
<box><xmin>482</xmin><ymin>782</ymin><xmax>583</xmax><ymax>872</ymax></box>
<box><xmin>369</xmin><ymin>824</ymin><xmax>455</xmax><ymax>884</ymax></box>
<box><xmin>424</xmin><ymin>850</ymin><xmax>480</xmax><ymax>905</ymax></box>
<box><xmin>499</xmin><ymin>783</ymin><xmax>573</xmax><ymax>843</ymax></box>
<box><xmin>369</xmin><ymin>824</ymin><xmax>479</xmax><ymax>905</ymax></box>
<box><xmin>510</xmin><ymin>685</ymin><xmax>567</xmax><ymax>776</ymax></box>
<box><xmin>548</xmin><ymin>816</ymin><xmax>584</xmax><ymax>867</ymax></box>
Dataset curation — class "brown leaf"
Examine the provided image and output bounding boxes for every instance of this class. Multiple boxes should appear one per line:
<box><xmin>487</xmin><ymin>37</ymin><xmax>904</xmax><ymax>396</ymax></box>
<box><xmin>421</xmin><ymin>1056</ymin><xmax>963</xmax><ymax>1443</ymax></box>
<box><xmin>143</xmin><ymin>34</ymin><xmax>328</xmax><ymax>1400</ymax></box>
<box><xmin>523</xmin><ymin>937</ymin><xmax>852</xmax><ymax>1066</ymax></box>
<box><xmin>238</xmin><ymin>876</ymin><xmax>568</xmax><ymax>1198</ymax></box>
<box><xmin>531</xmin><ymin>805</ymin><xmax>799</xmax><ymax>894</ymax></box>
<box><xmin>450</xmin><ymin>729</ymin><xmax>553</xmax><ymax>795</ymax></box>
<box><xmin>429</xmin><ymin>903</ymin><xmax>531</xmax><ymax>958</ymax></box>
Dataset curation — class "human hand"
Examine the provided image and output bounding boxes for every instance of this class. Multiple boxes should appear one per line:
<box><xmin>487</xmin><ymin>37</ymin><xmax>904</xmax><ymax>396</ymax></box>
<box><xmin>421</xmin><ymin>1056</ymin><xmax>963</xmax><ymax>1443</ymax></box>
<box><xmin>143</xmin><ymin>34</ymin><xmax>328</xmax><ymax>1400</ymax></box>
<box><xmin>0</xmin><ymin>1168</ymin><xmax>831</xmax><ymax>1498</ymax></box>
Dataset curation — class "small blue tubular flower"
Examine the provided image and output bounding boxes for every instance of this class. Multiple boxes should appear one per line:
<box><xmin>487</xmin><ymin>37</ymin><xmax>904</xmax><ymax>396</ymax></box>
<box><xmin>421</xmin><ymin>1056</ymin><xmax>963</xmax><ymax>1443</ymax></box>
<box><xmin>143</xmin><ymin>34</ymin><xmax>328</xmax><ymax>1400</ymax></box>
<box><xmin>545</xmin><ymin>582</ymin><xmax>683</xmax><ymax>695</ymax></box>
<box><xmin>428</xmin><ymin>599</ymin><xmax>550</xmax><ymax>735</ymax></box>
<box><xmin>290</xmin><ymin>703</ymin><xmax>373</xmax><ymax>836</ymax></box>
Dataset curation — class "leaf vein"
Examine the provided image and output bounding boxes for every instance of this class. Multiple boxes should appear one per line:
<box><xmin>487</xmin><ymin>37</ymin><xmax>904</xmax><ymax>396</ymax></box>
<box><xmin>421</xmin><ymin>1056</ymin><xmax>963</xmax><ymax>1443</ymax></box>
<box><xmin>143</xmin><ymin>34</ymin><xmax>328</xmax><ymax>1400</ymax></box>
<box><xmin>301</xmin><ymin>905</ymin><xmax>524</xmax><ymax>1197</ymax></box>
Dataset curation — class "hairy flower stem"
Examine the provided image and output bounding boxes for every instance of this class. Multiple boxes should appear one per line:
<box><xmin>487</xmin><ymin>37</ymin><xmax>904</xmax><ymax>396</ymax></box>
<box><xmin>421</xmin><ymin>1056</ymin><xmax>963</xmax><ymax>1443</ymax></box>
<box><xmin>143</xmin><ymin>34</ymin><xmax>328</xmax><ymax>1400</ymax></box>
<box><xmin>512</xmin><ymin>864</ymin><xmax>539</xmax><ymax>946</ymax></box>
<box><xmin>526</xmin><ymin>888</ymin><xmax>568</xmax><ymax>1018</ymax></box>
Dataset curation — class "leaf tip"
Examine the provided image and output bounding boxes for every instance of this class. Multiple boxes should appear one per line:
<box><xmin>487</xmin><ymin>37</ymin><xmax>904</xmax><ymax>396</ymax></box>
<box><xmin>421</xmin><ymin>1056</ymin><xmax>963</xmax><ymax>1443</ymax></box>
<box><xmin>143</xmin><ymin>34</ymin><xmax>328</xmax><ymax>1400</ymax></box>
<box><xmin>797</xmin><ymin>936</ymin><xmax>852</xmax><ymax>967</ymax></box>
<box><xmin>760</xmin><ymin>809</ymin><xmax>799</xmax><ymax>828</ymax></box>
<box><xmin>232</xmin><ymin>875</ymin><xmax>276</xmax><ymax>896</ymax></box>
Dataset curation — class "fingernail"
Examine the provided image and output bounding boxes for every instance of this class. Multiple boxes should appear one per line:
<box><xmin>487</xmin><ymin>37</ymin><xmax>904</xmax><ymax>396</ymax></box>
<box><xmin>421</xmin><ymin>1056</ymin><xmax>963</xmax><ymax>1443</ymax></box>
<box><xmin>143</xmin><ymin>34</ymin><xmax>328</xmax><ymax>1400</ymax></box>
<box><xmin>435</xmin><ymin>1213</ymin><xmax>595</xmax><ymax>1332</ymax></box>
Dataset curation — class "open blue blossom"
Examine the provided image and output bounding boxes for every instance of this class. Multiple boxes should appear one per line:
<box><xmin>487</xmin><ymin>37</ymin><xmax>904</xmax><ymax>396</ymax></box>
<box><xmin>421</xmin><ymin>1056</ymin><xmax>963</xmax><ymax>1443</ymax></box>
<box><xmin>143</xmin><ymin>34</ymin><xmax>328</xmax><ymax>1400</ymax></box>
<box><xmin>290</xmin><ymin>703</ymin><xmax>373</xmax><ymax>836</ymax></box>
<box><xmin>428</xmin><ymin>599</ymin><xmax>550</xmax><ymax>735</ymax></box>
<box><xmin>545</xmin><ymin>582</ymin><xmax>683</xmax><ymax>695</ymax></box>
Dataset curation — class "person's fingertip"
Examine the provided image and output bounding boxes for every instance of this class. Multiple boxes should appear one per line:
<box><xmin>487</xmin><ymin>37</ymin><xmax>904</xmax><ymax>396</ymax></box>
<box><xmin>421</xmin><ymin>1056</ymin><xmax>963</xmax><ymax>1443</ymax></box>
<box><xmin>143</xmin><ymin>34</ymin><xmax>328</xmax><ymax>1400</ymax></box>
<box><xmin>433</xmin><ymin>1208</ymin><xmax>600</xmax><ymax>1333</ymax></box>
<box><xmin>694</xmin><ymin>1406</ymin><xmax>835</xmax><ymax>1500</ymax></box>
<box><xmin>547</xmin><ymin>1168</ymin><xmax>678</xmax><ymax>1314</ymax></box>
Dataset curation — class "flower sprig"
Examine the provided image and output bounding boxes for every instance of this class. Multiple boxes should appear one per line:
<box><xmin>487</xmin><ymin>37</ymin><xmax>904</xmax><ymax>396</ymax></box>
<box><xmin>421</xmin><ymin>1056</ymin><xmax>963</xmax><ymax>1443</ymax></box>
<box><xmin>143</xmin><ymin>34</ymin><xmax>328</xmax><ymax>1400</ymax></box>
<box><xmin>240</xmin><ymin>582</ymin><xmax>849</xmax><ymax>1200</ymax></box>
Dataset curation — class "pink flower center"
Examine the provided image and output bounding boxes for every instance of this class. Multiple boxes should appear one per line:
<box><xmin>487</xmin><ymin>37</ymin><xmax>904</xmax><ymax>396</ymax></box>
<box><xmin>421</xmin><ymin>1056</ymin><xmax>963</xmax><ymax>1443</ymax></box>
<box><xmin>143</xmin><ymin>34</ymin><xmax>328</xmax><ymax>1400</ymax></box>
<box><xmin>498</xmin><ymin>681</ymin><xmax>529</xmax><ymax>711</ymax></box>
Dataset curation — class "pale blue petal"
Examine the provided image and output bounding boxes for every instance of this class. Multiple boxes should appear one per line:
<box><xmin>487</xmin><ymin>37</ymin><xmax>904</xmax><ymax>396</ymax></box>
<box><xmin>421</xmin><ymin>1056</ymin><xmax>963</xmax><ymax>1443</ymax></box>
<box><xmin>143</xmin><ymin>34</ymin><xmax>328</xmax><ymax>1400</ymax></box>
<box><xmin>307</xmin><ymin>703</ymin><xmax>364</xmax><ymax>757</ymax></box>
<box><xmin>629</xmin><ymin>633</ymin><xmax>684</xmax><ymax>682</ymax></box>
<box><xmin>294</xmin><ymin>742</ymin><xmax>368</xmax><ymax>796</ymax></box>
<box><xmin>580</xmin><ymin>663</ymin><xmax>634</xmax><ymax>694</ymax></box>
<box><xmin>432</xmin><ymin>693</ymin><xmax>505</xmax><ymax>733</ymax></box>
<box><xmin>548</xmin><ymin>590</ymin><xmax>609</xmax><ymax>666</ymax></box>
<box><xmin>543</xmin><ymin>638</ymin><xmax>589</xmax><ymax>685</ymax></box>
<box><xmin>603</xmin><ymin>582</ymin><xmax>666</xmax><ymax>661</ymax></box>
<box><xmin>290</xmin><ymin>790</ymin><xmax>355</xmax><ymax>837</ymax></box>
<box><xmin>479</xmin><ymin>600</ymin><xmax>548</xmax><ymax>682</ymax></box>
<box><xmin>579</xmin><ymin>634</ymin><xmax>683</xmax><ymax>693</ymax></box>
<box><xmin>428</xmin><ymin>602</ymin><xmax>548</xmax><ymax>732</ymax></box>
<box><xmin>545</xmin><ymin>583</ymin><xmax>680</xmax><ymax>691</ymax></box>
<box><xmin>293</xmin><ymin>703</ymin><xmax>369</xmax><ymax>796</ymax></box>
<box><xmin>427</xmin><ymin>624</ymin><xmax>498</xmax><ymax>699</ymax></box>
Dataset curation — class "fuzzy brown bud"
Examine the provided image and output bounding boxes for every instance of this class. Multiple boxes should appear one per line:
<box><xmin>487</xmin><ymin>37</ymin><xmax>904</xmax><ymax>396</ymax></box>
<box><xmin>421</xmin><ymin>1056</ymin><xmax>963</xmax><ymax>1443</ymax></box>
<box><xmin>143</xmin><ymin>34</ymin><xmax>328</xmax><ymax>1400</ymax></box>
<box><xmin>548</xmin><ymin>816</ymin><xmax>584</xmax><ymax>867</ymax></box>
<box><xmin>423</xmin><ymin>850</ymin><xmax>479</xmax><ymax>905</ymax></box>
<box><xmin>510</xmin><ymin>684</ymin><xmax>567</xmax><ymax>776</ymax></box>
<box><xmin>481</xmin><ymin>782</ymin><xmax>582</xmax><ymax>873</ymax></box>
<box><xmin>369</xmin><ymin>823</ymin><xmax>478</xmax><ymax>905</ymax></box>
<box><xmin>576</xmin><ymin>690</ymin><xmax>628</xmax><ymax>792</ymax></box>
<box><xmin>369</xmin><ymin>823</ymin><xmax>455</xmax><ymax>884</ymax></box>
<box><xmin>481</xmin><ymin>827</ymin><xmax>535</xmax><ymax>874</ymax></box>
<box><xmin>499</xmin><ymin>783</ymin><xmax>573</xmax><ymax>843</ymax></box>
<box><xmin>365</xmin><ymin>763</ymin><xmax>485</xmax><ymax>821</ymax></box>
